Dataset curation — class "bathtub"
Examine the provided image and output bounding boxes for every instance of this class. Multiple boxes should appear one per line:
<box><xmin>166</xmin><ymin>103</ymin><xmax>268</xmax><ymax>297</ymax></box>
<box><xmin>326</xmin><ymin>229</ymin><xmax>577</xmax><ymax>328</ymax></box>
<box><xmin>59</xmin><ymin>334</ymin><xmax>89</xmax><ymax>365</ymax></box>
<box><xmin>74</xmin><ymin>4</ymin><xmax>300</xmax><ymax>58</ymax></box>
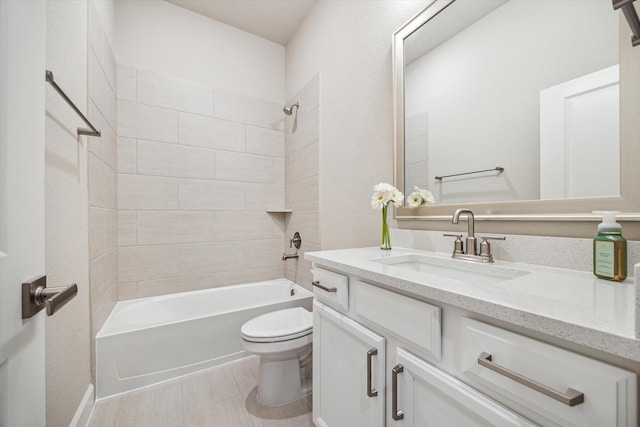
<box><xmin>96</xmin><ymin>278</ymin><xmax>313</xmax><ymax>399</ymax></box>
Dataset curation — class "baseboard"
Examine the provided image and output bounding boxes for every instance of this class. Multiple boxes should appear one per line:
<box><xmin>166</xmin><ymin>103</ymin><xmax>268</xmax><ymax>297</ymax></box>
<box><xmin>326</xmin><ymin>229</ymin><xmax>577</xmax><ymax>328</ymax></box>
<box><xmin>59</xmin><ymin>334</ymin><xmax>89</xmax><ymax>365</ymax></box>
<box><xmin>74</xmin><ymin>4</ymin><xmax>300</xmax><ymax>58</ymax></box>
<box><xmin>69</xmin><ymin>384</ymin><xmax>94</xmax><ymax>427</ymax></box>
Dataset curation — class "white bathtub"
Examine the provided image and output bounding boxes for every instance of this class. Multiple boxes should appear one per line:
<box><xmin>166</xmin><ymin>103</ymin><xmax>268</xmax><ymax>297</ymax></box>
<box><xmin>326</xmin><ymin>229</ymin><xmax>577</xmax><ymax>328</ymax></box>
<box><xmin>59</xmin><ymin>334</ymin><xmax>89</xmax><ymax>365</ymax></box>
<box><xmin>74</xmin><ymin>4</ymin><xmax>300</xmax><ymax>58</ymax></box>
<box><xmin>96</xmin><ymin>278</ymin><xmax>313</xmax><ymax>399</ymax></box>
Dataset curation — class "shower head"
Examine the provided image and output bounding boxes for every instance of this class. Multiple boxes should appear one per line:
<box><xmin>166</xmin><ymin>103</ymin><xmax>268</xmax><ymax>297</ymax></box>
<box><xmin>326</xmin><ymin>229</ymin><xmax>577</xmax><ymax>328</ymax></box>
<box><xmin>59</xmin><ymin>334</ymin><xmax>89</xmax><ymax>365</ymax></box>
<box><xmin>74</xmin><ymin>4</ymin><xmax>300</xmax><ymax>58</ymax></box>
<box><xmin>283</xmin><ymin>102</ymin><xmax>299</xmax><ymax>116</ymax></box>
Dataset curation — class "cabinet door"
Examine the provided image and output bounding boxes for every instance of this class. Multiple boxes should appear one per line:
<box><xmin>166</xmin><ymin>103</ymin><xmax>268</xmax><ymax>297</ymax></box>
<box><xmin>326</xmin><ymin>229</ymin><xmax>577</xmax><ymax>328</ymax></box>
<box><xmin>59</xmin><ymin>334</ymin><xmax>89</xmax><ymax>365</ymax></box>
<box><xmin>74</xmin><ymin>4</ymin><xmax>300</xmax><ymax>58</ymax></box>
<box><xmin>392</xmin><ymin>348</ymin><xmax>536</xmax><ymax>427</ymax></box>
<box><xmin>313</xmin><ymin>301</ymin><xmax>385</xmax><ymax>427</ymax></box>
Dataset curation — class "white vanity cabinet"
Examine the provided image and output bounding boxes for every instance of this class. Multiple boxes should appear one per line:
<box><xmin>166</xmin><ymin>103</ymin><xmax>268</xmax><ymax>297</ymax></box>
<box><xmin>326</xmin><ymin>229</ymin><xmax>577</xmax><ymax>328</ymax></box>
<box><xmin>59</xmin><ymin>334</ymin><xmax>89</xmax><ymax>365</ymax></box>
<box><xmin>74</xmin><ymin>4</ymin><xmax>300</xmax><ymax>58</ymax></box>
<box><xmin>311</xmin><ymin>268</ymin><xmax>535</xmax><ymax>426</ymax></box>
<box><xmin>310</xmin><ymin>260</ymin><xmax>638</xmax><ymax>427</ymax></box>
<box><xmin>312</xmin><ymin>300</ymin><xmax>385</xmax><ymax>427</ymax></box>
<box><xmin>392</xmin><ymin>347</ymin><xmax>537</xmax><ymax>426</ymax></box>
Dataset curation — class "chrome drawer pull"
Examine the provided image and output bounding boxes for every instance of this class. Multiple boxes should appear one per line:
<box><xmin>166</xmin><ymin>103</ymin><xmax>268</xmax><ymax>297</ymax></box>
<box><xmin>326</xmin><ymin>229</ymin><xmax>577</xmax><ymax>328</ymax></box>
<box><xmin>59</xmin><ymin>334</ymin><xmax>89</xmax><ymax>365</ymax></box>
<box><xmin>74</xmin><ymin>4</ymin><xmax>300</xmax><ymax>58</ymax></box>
<box><xmin>477</xmin><ymin>352</ymin><xmax>584</xmax><ymax>407</ymax></box>
<box><xmin>366</xmin><ymin>348</ymin><xmax>378</xmax><ymax>397</ymax></box>
<box><xmin>311</xmin><ymin>280</ymin><xmax>337</xmax><ymax>293</ymax></box>
<box><xmin>392</xmin><ymin>364</ymin><xmax>404</xmax><ymax>420</ymax></box>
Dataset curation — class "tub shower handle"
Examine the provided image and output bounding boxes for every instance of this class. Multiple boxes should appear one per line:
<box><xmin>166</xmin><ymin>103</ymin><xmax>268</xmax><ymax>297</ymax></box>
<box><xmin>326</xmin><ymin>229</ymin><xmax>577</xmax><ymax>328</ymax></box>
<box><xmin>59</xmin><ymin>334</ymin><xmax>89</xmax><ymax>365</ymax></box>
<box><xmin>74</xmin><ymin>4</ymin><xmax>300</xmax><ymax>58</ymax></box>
<box><xmin>311</xmin><ymin>281</ymin><xmax>336</xmax><ymax>293</ymax></box>
<box><xmin>477</xmin><ymin>352</ymin><xmax>584</xmax><ymax>407</ymax></box>
<box><xmin>366</xmin><ymin>348</ymin><xmax>378</xmax><ymax>397</ymax></box>
<box><xmin>22</xmin><ymin>275</ymin><xmax>78</xmax><ymax>318</ymax></box>
<box><xmin>392</xmin><ymin>364</ymin><xmax>404</xmax><ymax>420</ymax></box>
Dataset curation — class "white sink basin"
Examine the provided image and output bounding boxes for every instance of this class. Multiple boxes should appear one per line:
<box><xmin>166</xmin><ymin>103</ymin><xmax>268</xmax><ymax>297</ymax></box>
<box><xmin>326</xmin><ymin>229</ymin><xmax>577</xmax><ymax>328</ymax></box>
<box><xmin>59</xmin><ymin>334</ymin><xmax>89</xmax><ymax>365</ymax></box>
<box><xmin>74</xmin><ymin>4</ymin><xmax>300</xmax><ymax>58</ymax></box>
<box><xmin>372</xmin><ymin>254</ymin><xmax>529</xmax><ymax>286</ymax></box>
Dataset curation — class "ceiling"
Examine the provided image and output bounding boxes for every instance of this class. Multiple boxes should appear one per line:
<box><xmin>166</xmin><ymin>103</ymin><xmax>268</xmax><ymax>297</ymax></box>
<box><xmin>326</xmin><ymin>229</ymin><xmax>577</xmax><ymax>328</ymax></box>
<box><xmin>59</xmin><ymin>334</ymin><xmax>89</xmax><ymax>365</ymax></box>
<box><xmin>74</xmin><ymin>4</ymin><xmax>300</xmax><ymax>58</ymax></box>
<box><xmin>164</xmin><ymin>0</ymin><xmax>317</xmax><ymax>45</ymax></box>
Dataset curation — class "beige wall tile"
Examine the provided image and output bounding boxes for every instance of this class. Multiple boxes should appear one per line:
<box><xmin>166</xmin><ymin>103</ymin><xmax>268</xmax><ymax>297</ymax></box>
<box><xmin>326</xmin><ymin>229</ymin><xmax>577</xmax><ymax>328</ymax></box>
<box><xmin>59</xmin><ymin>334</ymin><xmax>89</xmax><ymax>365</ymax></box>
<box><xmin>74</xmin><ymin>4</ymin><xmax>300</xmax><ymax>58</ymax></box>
<box><xmin>118</xmin><ymin>281</ymin><xmax>138</xmax><ymax>301</ymax></box>
<box><xmin>88</xmin><ymin>3</ymin><xmax>116</xmax><ymax>92</ymax></box>
<box><xmin>285</xmin><ymin>177</ymin><xmax>318</xmax><ymax>211</ymax></box>
<box><xmin>118</xmin><ymin>244</ymin><xmax>179</xmax><ymax>283</ymax></box>
<box><xmin>215</xmin><ymin>90</ymin><xmax>277</xmax><ymax>129</ymax></box>
<box><xmin>118</xmin><ymin>174</ymin><xmax>178</xmax><ymax>210</ymax></box>
<box><xmin>286</xmin><ymin>211</ymin><xmax>320</xmax><ymax>246</ymax></box>
<box><xmin>137</xmin><ymin>140</ymin><xmax>214</xmax><ymax>179</ymax></box>
<box><xmin>117</xmin><ymin>64</ymin><xmax>136</xmax><ymax>101</ymax></box>
<box><xmin>89</xmin><ymin>207</ymin><xmax>117</xmax><ymax>261</ymax></box>
<box><xmin>274</xmin><ymin>158</ymin><xmax>284</xmax><ymax>185</ymax></box>
<box><xmin>212</xmin><ymin>266</ymin><xmax>281</xmax><ymax>288</ymax></box>
<box><xmin>287</xmin><ymin>108</ymin><xmax>319</xmax><ymax>148</ymax></box>
<box><xmin>137</xmin><ymin>211</ymin><xmax>215</xmax><ymax>245</ymax></box>
<box><xmin>178</xmin><ymin>178</ymin><xmax>245</xmax><ymax>211</ymax></box>
<box><xmin>88</xmin><ymin>101</ymin><xmax>117</xmax><ymax>171</ymax></box>
<box><xmin>118</xmin><ymin>210</ymin><xmax>137</xmax><ymax>247</ymax></box>
<box><xmin>246</xmin><ymin>126</ymin><xmax>284</xmax><ymax>157</ymax></box>
<box><xmin>215</xmin><ymin>151</ymin><xmax>274</xmax><ymax>183</ymax></box>
<box><xmin>118</xmin><ymin>100</ymin><xmax>178</xmax><ymax>143</ymax></box>
<box><xmin>89</xmin><ymin>49</ymin><xmax>116</xmax><ymax>129</ymax></box>
<box><xmin>179</xmin><ymin>239</ymin><xmax>282</xmax><ymax>276</ymax></box>
<box><xmin>287</xmin><ymin>141</ymin><xmax>318</xmax><ymax>184</ymax></box>
<box><xmin>117</xmin><ymin>137</ymin><xmax>136</xmax><ymax>174</ymax></box>
<box><xmin>89</xmin><ymin>153</ymin><xmax>117</xmax><ymax>209</ymax></box>
<box><xmin>213</xmin><ymin>211</ymin><xmax>275</xmax><ymax>241</ymax></box>
<box><xmin>137</xmin><ymin>69</ymin><xmax>214</xmax><ymax>116</ymax></box>
<box><xmin>90</xmin><ymin>248</ymin><xmax>118</xmax><ymax>306</ymax></box>
<box><xmin>179</xmin><ymin>112</ymin><xmax>245</xmax><ymax>151</ymax></box>
<box><xmin>245</xmin><ymin>183</ymin><xmax>284</xmax><ymax>211</ymax></box>
<box><xmin>136</xmin><ymin>274</ymin><xmax>216</xmax><ymax>298</ymax></box>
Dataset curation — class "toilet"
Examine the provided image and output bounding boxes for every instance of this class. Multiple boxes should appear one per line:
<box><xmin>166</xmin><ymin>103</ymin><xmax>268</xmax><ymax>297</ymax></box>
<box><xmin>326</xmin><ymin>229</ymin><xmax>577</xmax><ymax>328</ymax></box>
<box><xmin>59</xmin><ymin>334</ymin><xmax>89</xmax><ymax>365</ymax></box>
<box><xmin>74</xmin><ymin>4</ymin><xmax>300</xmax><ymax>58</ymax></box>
<box><xmin>240</xmin><ymin>307</ymin><xmax>313</xmax><ymax>406</ymax></box>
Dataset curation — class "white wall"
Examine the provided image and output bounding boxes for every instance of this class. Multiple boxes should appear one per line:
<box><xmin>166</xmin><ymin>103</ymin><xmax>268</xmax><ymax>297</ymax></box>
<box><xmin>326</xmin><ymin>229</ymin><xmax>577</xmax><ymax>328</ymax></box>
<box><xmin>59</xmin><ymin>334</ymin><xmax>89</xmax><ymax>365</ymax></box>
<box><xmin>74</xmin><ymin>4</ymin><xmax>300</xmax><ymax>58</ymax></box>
<box><xmin>286</xmin><ymin>0</ymin><xmax>429</xmax><ymax>250</ymax></box>
<box><xmin>114</xmin><ymin>0</ymin><xmax>285</xmax><ymax>103</ymax></box>
<box><xmin>405</xmin><ymin>0</ymin><xmax>618</xmax><ymax>204</ymax></box>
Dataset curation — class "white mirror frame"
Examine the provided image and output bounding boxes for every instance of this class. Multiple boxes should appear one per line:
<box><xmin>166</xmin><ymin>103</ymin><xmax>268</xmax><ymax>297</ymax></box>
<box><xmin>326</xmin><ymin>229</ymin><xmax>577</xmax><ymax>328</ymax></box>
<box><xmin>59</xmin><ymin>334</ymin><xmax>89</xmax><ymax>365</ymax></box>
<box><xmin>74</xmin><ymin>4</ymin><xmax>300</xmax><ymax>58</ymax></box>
<box><xmin>393</xmin><ymin>0</ymin><xmax>640</xmax><ymax>224</ymax></box>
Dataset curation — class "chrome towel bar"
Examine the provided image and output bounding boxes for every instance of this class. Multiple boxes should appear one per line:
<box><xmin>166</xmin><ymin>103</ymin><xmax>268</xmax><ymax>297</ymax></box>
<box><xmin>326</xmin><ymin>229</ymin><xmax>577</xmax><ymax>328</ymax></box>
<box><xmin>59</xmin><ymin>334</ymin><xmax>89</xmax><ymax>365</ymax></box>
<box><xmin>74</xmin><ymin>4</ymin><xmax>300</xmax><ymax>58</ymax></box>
<box><xmin>45</xmin><ymin>70</ymin><xmax>101</xmax><ymax>137</ymax></box>
<box><xmin>435</xmin><ymin>166</ymin><xmax>504</xmax><ymax>182</ymax></box>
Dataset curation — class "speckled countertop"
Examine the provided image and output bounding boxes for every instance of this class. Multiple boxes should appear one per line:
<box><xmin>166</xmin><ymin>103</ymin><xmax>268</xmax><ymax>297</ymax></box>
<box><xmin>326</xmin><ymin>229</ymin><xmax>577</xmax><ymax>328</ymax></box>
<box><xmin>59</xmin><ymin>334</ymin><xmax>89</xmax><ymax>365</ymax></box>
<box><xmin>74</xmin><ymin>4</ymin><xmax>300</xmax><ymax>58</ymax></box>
<box><xmin>305</xmin><ymin>247</ymin><xmax>640</xmax><ymax>362</ymax></box>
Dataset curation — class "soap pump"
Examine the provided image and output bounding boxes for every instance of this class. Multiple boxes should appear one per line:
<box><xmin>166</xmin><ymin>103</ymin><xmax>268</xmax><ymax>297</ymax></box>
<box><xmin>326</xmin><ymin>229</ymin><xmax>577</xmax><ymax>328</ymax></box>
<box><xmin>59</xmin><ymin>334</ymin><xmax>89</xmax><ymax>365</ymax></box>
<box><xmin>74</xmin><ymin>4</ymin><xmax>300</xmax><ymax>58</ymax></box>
<box><xmin>593</xmin><ymin>211</ymin><xmax>627</xmax><ymax>281</ymax></box>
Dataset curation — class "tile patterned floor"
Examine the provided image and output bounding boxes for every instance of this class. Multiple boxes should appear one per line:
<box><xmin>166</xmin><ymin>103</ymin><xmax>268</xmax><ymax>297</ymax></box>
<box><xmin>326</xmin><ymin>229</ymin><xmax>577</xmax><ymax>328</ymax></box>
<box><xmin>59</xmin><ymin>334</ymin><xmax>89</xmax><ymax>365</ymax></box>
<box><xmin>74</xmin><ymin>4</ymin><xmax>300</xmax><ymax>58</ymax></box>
<box><xmin>88</xmin><ymin>356</ymin><xmax>313</xmax><ymax>427</ymax></box>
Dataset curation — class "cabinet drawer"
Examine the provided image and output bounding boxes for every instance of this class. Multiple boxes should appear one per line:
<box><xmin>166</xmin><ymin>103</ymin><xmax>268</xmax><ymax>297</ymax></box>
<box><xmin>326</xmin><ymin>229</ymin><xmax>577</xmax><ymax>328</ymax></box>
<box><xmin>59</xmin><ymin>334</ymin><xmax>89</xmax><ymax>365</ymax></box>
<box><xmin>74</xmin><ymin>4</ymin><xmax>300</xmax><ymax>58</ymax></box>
<box><xmin>461</xmin><ymin>318</ymin><xmax>637</xmax><ymax>427</ymax></box>
<box><xmin>352</xmin><ymin>279</ymin><xmax>441</xmax><ymax>360</ymax></box>
<box><xmin>311</xmin><ymin>267</ymin><xmax>349</xmax><ymax>311</ymax></box>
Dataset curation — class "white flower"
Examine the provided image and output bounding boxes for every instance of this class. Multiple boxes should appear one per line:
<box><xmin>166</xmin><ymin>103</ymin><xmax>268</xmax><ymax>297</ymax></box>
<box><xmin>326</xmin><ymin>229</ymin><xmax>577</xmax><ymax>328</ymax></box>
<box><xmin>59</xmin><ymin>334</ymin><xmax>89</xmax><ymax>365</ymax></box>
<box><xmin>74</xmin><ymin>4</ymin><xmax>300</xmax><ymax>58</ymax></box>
<box><xmin>406</xmin><ymin>186</ymin><xmax>435</xmax><ymax>207</ymax></box>
<box><xmin>371</xmin><ymin>183</ymin><xmax>403</xmax><ymax>209</ymax></box>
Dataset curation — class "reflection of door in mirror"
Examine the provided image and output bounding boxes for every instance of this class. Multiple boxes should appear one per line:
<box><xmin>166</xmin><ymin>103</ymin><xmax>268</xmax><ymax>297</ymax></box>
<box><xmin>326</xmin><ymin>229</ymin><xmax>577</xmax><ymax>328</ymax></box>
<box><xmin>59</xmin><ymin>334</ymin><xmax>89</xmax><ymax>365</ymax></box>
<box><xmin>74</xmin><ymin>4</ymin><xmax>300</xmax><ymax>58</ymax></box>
<box><xmin>403</xmin><ymin>0</ymin><xmax>619</xmax><ymax>205</ymax></box>
<box><xmin>540</xmin><ymin>65</ymin><xmax>620</xmax><ymax>200</ymax></box>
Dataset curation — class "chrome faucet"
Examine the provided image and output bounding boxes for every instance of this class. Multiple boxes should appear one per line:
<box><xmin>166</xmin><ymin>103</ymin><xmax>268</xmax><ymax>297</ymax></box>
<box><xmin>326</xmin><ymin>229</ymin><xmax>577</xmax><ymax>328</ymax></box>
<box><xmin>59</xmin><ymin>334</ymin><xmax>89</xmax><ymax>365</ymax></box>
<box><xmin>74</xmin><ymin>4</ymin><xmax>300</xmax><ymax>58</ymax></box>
<box><xmin>447</xmin><ymin>209</ymin><xmax>505</xmax><ymax>263</ymax></box>
<box><xmin>452</xmin><ymin>208</ymin><xmax>477</xmax><ymax>255</ymax></box>
<box><xmin>282</xmin><ymin>231</ymin><xmax>302</xmax><ymax>261</ymax></box>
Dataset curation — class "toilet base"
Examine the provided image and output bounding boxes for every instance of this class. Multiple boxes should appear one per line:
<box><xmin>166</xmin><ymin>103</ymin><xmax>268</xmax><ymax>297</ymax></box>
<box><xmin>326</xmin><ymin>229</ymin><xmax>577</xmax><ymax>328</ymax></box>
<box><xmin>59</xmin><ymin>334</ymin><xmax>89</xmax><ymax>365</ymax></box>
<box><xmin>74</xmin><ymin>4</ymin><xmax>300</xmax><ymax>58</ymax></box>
<box><xmin>256</xmin><ymin>347</ymin><xmax>312</xmax><ymax>406</ymax></box>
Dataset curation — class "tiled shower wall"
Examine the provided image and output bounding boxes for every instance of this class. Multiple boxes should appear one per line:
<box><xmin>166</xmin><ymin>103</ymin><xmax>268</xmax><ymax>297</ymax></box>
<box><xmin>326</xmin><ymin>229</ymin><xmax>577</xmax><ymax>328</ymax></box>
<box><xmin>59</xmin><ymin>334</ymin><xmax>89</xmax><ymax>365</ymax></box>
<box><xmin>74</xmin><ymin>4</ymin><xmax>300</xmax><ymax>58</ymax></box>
<box><xmin>87</xmin><ymin>4</ymin><xmax>118</xmax><ymax>379</ymax></box>
<box><xmin>116</xmin><ymin>67</ymin><xmax>287</xmax><ymax>298</ymax></box>
<box><xmin>284</xmin><ymin>75</ymin><xmax>320</xmax><ymax>289</ymax></box>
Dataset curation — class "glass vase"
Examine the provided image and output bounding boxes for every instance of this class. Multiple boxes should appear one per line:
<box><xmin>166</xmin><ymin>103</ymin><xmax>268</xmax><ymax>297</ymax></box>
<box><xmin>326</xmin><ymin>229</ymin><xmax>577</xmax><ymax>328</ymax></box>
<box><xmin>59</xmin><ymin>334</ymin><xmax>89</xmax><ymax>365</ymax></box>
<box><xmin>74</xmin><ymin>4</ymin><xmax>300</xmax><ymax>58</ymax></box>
<box><xmin>381</xmin><ymin>204</ymin><xmax>391</xmax><ymax>250</ymax></box>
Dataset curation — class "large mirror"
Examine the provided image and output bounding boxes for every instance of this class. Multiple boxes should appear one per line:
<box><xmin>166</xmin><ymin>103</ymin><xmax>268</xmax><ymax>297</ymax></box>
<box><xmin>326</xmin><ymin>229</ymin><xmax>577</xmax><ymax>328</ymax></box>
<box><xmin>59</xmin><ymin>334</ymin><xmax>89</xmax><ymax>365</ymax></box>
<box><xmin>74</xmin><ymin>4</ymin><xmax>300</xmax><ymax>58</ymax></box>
<box><xmin>393</xmin><ymin>0</ymin><xmax>640</xmax><ymax>221</ymax></box>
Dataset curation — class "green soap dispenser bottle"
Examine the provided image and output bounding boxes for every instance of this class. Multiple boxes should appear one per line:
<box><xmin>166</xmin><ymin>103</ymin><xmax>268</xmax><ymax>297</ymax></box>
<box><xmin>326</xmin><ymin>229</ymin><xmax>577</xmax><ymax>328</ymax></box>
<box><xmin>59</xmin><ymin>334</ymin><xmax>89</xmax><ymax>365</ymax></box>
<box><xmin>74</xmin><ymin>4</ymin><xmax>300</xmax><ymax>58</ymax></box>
<box><xmin>593</xmin><ymin>211</ymin><xmax>627</xmax><ymax>281</ymax></box>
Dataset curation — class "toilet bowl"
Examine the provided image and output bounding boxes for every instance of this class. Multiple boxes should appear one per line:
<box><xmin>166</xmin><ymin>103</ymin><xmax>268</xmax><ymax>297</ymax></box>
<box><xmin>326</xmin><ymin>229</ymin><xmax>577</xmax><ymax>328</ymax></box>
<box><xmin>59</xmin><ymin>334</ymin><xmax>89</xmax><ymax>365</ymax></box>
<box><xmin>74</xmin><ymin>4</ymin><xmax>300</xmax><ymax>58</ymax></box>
<box><xmin>240</xmin><ymin>307</ymin><xmax>313</xmax><ymax>406</ymax></box>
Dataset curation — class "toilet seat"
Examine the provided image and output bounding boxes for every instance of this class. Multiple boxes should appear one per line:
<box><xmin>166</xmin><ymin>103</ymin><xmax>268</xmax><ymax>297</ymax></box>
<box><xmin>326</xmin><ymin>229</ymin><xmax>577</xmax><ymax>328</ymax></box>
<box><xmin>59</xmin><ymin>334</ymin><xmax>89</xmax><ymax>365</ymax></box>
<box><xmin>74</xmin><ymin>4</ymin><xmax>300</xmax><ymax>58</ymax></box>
<box><xmin>241</xmin><ymin>307</ymin><xmax>312</xmax><ymax>343</ymax></box>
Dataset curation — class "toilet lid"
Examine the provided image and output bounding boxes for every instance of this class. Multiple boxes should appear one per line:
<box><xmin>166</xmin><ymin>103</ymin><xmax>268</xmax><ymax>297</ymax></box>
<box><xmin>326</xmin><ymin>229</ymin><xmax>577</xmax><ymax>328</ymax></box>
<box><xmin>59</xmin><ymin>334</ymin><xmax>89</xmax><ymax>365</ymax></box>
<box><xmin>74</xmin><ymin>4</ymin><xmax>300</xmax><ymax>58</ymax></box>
<box><xmin>241</xmin><ymin>307</ymin><xmax>312</xmax><ymax>341</ymax></box>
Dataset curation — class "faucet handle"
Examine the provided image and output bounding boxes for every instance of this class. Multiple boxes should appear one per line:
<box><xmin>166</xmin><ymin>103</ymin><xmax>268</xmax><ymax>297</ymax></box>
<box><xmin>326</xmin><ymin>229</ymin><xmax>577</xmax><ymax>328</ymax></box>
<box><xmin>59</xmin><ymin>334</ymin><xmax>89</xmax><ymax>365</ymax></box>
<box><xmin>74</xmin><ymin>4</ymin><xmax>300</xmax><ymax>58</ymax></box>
<box><xmin>443</xmin><ymin>233</ymin><xmax>464</xmax><ymax>254</ymax></box>
<box><xmin>479</xmin><ymin>235</ymin><xmax>505</xmax><ymax>259</ymax></box>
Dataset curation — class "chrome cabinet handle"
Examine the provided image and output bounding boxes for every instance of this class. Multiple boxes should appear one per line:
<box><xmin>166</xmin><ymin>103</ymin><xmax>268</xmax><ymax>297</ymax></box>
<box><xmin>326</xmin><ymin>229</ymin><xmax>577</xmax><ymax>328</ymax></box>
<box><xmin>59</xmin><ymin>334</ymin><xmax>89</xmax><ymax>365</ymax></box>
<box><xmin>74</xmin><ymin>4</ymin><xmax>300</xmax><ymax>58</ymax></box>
<box><xmin>477</xmin><ymin>352</ymin><xmax>584</xmax><ymax>407</ymax></box>
<box><xmin>366</xmin><ymin>348</ymin><xmax>378</xmax><ymax>397</ymax></box>
<box><xmin>311</xmin><ymin>280</ymin><xmax>337</xmax><ymax>293</ymax></box>
<box><xmin>392</xmin><ymin>364</ymin><xmax>404</xmax><ymax>420</ymax></box>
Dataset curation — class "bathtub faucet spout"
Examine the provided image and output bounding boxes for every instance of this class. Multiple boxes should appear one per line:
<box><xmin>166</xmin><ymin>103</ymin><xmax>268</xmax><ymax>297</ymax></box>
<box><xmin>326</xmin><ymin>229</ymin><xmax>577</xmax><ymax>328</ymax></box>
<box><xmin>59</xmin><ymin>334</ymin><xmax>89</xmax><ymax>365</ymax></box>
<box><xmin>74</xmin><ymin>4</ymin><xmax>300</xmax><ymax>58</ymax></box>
<box><xmin>282</xmin><ymin>253</ymin><xmax>299</xmax><ymax>261</ymax></box>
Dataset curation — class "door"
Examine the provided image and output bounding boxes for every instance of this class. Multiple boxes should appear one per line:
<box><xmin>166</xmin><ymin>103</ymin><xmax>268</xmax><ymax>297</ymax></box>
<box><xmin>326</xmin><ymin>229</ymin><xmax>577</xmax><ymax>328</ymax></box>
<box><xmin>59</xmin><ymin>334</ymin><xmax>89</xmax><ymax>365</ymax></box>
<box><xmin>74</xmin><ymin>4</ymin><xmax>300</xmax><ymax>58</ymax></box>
<box><xmin>0</xmin><ymin>1</ymin><xmax>47</xmax><ymax>426</ymax></box>
<box><xmin>539</xmin><ymin>65</ymin><xmax>620</xmax><ymax>199</ymax></box>
<box><xmin>392</xmin><ymin>348</ymin><xmax>537</xmax><ymax>426</ymax></box>
<box><xmin>313</xmin><ymin>301</ymin><xmax>385</xmax><ymax>427</ymax></box>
